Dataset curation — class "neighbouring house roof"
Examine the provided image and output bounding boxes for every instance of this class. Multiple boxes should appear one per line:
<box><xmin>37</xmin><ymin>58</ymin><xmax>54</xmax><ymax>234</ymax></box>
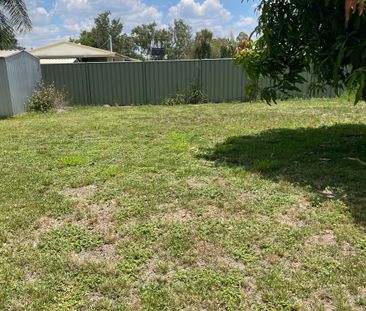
<box><xmin>29</xmin><ymin>41</ymin><xmax>137</xmax><ymax>61</ymax></box>
<box><xmin>40</xmin><ymin>58</ymin><xmax>78</xmax><ymax>64</ymax></box>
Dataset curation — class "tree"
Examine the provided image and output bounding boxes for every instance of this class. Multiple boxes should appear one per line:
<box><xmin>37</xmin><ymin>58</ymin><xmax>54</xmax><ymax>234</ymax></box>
<box><xmin>235</xmin><ymin>0</ymin><xmax>366</xmax><ymax>103</ymax></box>
<box><xmin>168</xmin><ymin>19</ymin><xmax>192</xmax><ymax>59</ymax></box>
<box><xmin>236</xmin><ymin>32</ymin><xmax>249</xmax><ymax>43</ymax></box>
<box><xmin>0</xmin><ymin>30</ymin><xmax>18</xmax><ymax>49</ymax></box>
<box><xmin>75</xmin><ymin>12</ymin><xmax>121</xmax><ymax>49</ymax></box>
<box><xmin>131</xmin><ymin>22</ymin><xmax>157</xmax><ymax>59</ymax></box>
<box><xmin>0</xmin><ymin>0</ymin><xmax>31</xmax><ymax>48</ymax></box>
<box><xmin>220</xmin><ymin>38</ymin><xmax>237</xmax><ymax>58</ymax></box>
<box><xmin>210</xmin><ymin>37</ymin><xmax>238</xmax><ymax>59</ymax></box>
<box><xmin>73</xmin><ymin>11</ymin><xmax>139</xmax><ymax>58</ymax></box>
<box><xmin>193</xmin><ymin>29</ymin><xmax>213</xmax><ymax>59</ymax></box>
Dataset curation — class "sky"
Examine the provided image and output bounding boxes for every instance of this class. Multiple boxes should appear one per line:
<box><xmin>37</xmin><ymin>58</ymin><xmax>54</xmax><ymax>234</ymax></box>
<box><xmin>19</xmin><ymin>0</ymin><xmax>259</xmax><ymax>49</ymax></box>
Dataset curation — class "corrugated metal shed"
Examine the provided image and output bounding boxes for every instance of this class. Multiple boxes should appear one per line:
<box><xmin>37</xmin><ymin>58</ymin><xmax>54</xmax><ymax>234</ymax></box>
<box><xmin>0</xmin><ymin>50</ymin><xmax>41</xmax><ymax>116</ymax></box>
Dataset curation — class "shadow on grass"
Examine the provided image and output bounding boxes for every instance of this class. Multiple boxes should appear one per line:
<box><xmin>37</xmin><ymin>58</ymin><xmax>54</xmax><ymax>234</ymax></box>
<box><xmin>201</xmin><ymin>124</ymin><xmax>366</xmax><ymax>225</ymax></box>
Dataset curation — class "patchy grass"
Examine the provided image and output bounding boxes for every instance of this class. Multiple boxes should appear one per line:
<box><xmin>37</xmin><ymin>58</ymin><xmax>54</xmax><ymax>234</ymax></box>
<box><xmin>0</xmin><ymin>99</ymin><xmax>366</xmax><ymax>310</ymax></box>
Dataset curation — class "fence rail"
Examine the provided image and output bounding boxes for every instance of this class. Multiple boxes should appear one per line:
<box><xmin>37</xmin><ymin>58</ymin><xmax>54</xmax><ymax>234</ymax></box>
<box><xmin>41</xmin><ymin>59</ymin><xmax>334</xmax><ymax>106</ymax></box>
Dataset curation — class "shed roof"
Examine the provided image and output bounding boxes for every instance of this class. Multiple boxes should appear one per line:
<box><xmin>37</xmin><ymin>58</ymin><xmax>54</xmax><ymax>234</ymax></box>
<box><xmin>0</xmin><ymin>50</ymin><xmax>21</xmax><ymax>58</ymax></box>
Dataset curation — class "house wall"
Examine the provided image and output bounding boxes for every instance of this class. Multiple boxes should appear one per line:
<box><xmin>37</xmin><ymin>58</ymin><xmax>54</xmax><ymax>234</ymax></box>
<box><xmin>6</xmin><ymin>52</ymin><xmax>41</xmax><ymax>115</ymax></box>
<box><xmin>0</xmin><ymin>58</ymin><xmax>13</xmax><ymax>117</ymax></box>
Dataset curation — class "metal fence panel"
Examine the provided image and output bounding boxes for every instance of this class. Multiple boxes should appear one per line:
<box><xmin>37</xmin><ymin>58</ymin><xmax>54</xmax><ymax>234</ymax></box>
<box><xmin>41</xmin><ymin>63</ymin><xmax>90</xmax><ymax>105</ymax></box>
<box><xmin>144</xmin><ymin>60</ymin><xmax>201</xmax><ymax>104</ymax></box>
<box><xmin>202</xmin><ymin>59</ymin><xmax>248</xmax><ymax>102</ymax></box>
<box><xmin>87</xmin><ymin>62</ymin><xmax>145</xmax><ymax>105</ymax></box>
<box><xmin>41</xmin><ymin>59</ymin><xmax>334</xmax><ymax>106</ymax></box>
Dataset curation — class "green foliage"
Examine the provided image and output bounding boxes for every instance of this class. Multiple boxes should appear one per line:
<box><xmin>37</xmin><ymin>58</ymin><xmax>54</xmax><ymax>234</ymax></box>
<box><xmin>39</xmin><ymin>225</ymin><xmax>103</xmax><ymax>253</ymax></box>
<box><xmin>72</xmin><ymin>11</ymin><xmax>140</xmax><ymax>59</ymax></box>
<box><xmin>75</xmin><ymin>11</ymin><xmax>122</xmax><ymax>49</ymax></box>
<box><xmin>234</xmin><ymin>39</ymin><xmax>263</xmax><ymax>100</ymax></box>
<box><xmin>0</xmin><ymin>31</ymin><xmax>19</xmax><ymax>50</ymax></box>
<box><xmin>162</xmin><ymin>80</ymin><xmax>207</xmax><ymax>105</ymax></box>
<box><xmin>154</xmin><ymin>28</ymin><xmax>172</xmax><ymax>55</ymax></box>
<box><xmin>186</xmin><ymin>80</ymin><xmax>207</xmax><ymax>104</ymax></box>
<box><xmin>211</xmin><ymin>38</ymin><xmax>237</xmax><ymax>58</ymax></box>
<box><xmin>27</xmin><ymin>82</ymin><xmax>67</xmax><ymax>112</ymax></box>
<box><xmin>0</xmin><ymin>0</ymin><xmax>31</xmax><ymax>48</ymax></box>
<box><xmin>162</xmin><ymin>93</ymin><xmax>186</xmax><ymax>106</ymax></box>
<box><xmin>168</xmin><ymin>19</ymin><xmax>193</xmax><ymax>59</ymax></box>
<box><xmin>131</xmin><ymin>22</ymin><xmax>157</xmax><ymax>59</ymax></box>
<box><xmin>236</xmin><ymin>0</ymin><xmax>366</xmax><ymax>104</ymax></box>
<box><xmin>193</xmin><ymin>29</ymin><xmax>213</xmax><ymax>59</ymax></box>
<box><xmin>219</xmin><ymin>38</ymin><xmax>237</xmax><ymax>58</ymax></box>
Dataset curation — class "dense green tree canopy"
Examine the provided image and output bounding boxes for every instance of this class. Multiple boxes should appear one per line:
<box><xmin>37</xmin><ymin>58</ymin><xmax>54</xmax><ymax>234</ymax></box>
<box><xmin>73</xmin><ymin>11</ymin><xmax>140</xmax><ymax>59</ymax></box>
<box><xmin>0</xmin><ymin>29</ymin><xmax>18</xmax><ymax>49</ymax></box>
<box><xmin>235</xmin><ymin>0</ymin><xmax>366</xmax><ymax>103</ymax></box>
<box><xmin>168</xmin><ymin>19</ymin><xmax>192</xmax><ymax>59</ymax></box>
<box><xmin>193</xmin><ymin>29</ymin><xmax>213</xmax><ymax>59</ymax></box>
<box><xmin>131</xmin><ymin>22</ymin><xmax>157</xmax><ymax>58</ymax></box>
<box><xmin>0</xmin><ymin>0</ymin><xmax>31</xmax><ymax>48</ymax></box>
<box><xmin>73</xmin><ymin>12</ymin><xmax>244</xmax><ymax>61</ymax></box>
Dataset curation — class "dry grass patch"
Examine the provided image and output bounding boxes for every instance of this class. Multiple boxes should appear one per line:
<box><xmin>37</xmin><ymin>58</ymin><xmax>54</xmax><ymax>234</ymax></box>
<box><xmin>62</xmin><ymin>185</ymin><xmax>97</xmax><ymax>201</ymax></box>
<box><xmin>276</xmin><ymin>213</ymin><xmax>303</xmax><ymax>227</ymax></box>
<box><xmin>70</xmin><ymin>244</ymin><xmax>117</xmax><ymax>265</ymax></box>
<box><xmin>305</xmin><ymin>230</ymin><xmax>337</xmax><ymax>247</ymax></box>
<box><xmin>185</xmin><ymin>178</ymin><xmax>205</xmax><ymax>188</ymax></box>
<box><xmin>152</xmin><ymin>208</ymin><xmax>193</xmax><ymax>223</ymax></box>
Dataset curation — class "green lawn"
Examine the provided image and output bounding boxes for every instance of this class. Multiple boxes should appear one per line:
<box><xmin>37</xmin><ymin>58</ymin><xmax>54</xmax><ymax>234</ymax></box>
<box><xmin>1</xmin><ymin>99</ymin><xmax>366</xmax><ymax>310</ymax></box>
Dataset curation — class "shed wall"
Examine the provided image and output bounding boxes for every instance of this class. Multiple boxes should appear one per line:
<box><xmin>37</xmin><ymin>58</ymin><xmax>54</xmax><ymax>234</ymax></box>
<box><xmin>0</xmin><ymin>58</ymin><xmax>12</xmax><ymax>116</ymax></box>
<box><xmin>6</xmin><ymin>52</ymin><xmax>41</xmax><ymax>115</ymax></box>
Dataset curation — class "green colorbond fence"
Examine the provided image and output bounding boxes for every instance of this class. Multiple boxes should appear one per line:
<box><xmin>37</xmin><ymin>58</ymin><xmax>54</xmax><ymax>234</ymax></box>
<box><xmin>41</xmin><ymin>59</ymin><xmax>334</xmax><ymax>105</ymax></box>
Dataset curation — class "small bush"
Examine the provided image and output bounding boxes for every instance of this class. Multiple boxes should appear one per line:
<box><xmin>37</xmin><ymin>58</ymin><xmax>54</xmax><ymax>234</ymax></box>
<box><xmin>27</xmin><ymin>82</ymin><xmax>67</xmax><ymax>112</ymax></box>
<box><xmin>162</xmin><ymin>80</ymin><xmax>207</xmax><ymax>106</ymax></box>
<box><xmin>162</xmin><ymin>93</ymin><xmax>186</xmax><ymax>106</ymax></box>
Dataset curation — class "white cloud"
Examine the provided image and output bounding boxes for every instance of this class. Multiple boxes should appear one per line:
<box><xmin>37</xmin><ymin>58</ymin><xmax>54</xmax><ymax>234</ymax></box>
<box><xmin>232</xmin><ymin>15</ymin><xmax>257</xmax><ymax>38</ymax></box>
<box><xmin>19</xmin><ymin>0</ymin><xmax>258</xmax><ymax>48</ymax></box>
<box><xmin>236</xmin><ymin>16</ymin><xmax>256</xmax><ymax>27</ymax></box>
<box><xmin>18</xmin><ymin>25</ymin><xmax>66</xmax><ymax>49</ymax></box>
<box><xmin>20</xmin><ymin>0</ymin><xmax>163</xmax><ymax>48</ymax></box>
<box><xmin>169</xmin><ymin>0</ymin><xmax>232</xmax><ymax>36</ymax></box>
<box><xmin>54</xmin><ymin>0</ymin><xmax>163</xmax><ymax>32</ymax></box>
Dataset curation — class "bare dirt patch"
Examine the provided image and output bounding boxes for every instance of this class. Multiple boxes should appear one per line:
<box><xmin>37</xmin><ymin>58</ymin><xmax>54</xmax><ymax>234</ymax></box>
<box><xmin>305</xmin><ymin>230</ymin><xmax>337</xmax><ymax>247</ymax></box>
<box><xmin>186</xmin><ymin>178</ymin><xmax>205</xmax><ymax>188</ymax></box>
<box><xmin>218</xmin><ymin>255</ymin><xmax>246</xmax><ymax>270</ymax></box>
<box><xmin>190</xmin><ymin>240</ymin><xmax>247</xmax><ymax>270</ymax></box>
<box><xmin>152</xmin><ymin>209</ymin><xmax>193</xmax><ymax>223</ymax></box>
<box><xmin>63</xmin><ymin>185</ymin><xmax>97</xmax><ymax>201</ymax></box>
<box><xmin>25</xmin><ymin>216</ymin><xmax>73</xmax><ymax>247</ymax></box>
<box><xmin>80</xmin><ymin>200</ymin><xmax>118</xmax><ymax>231</ymax></box>
<box><xmin>276</xmin><ymin>213</ymin><xmax>303</xmax><ymax>227</ymax></box>
<box><xmin>70</xmin><ymin>244</ymin><xmax>117</xmax><ymax>265</ymax></box>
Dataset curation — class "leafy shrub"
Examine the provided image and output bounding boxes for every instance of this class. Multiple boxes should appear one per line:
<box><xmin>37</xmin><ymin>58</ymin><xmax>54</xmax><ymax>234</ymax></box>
<box><xmin>27</xmin><ymin>82</ymin><xmax>67</xmax><ymax>112</ymax></box>
<box><xmin>162</xmin><ymin>80</ymin><xmax>207</xmax><ymax>105</ymax></box>
<box><xmin>162</xmin><ymin>93</ymin><xmax>186</xmax><ymax>106</ymax></box>
<box><xmin>186</xmin><ymin>81</ymin><xmax>207</xmax><ymax>104</ymax></box>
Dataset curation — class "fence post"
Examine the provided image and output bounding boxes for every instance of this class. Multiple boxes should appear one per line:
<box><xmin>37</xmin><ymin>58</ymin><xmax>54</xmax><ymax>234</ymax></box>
<box><xmin>143</xmin><ymin>61</ymin><xmax>148</xmax><ymax>105</ymax></box>
<box><xmin>86</xmin><ymin>63</ymin><xmax>92</xmax><ymax>105</ymax></box>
